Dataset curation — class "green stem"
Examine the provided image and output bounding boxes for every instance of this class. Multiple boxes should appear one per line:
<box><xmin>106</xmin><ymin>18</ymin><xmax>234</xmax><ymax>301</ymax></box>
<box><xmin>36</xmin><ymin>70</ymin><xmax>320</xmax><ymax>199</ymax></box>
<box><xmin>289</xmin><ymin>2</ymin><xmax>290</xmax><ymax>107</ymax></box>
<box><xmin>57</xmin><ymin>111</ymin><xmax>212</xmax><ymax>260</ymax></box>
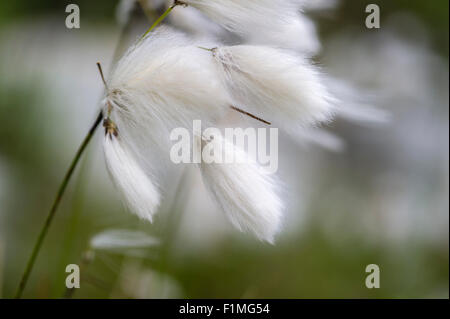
<box><xmin>140</xmin><ymin>2</ymin><xmax>178</xmax><ymax>40</ymax></box>
<box><xmin>14</xmin><ymin>2</ymin><xmax>179</xmax><ymax>299</ymax></box>
<box><xmin>14</xmin><ymin>112</ymin><xmax>103</xmax><ymax>299</ymax></box>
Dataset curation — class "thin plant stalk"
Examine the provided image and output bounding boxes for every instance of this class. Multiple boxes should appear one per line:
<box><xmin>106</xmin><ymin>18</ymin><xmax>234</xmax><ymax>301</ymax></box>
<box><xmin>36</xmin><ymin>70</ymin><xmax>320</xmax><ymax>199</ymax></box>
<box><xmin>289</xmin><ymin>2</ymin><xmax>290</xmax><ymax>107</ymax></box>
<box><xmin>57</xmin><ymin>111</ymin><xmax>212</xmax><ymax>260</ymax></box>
<box><xmin>140</xmin><ymin>1</ymin><xmax>181</xmax><ymax>40</ymax></box>
<box><xmin>14</xmin><ymin>113</ymin><xmax>103</xmax><ymax>299</ymax></box>
<box><xmin>14</xmin><ymin>3</ymin><xmax>179</xmax><ymax>299</ymax></box>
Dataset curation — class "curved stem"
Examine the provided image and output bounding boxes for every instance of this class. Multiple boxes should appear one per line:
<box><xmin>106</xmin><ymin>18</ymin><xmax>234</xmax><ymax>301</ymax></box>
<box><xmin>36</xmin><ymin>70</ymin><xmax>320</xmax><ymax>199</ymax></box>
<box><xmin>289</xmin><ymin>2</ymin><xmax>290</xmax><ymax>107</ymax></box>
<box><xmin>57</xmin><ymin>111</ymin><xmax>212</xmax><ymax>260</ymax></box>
<box><xmin>14</xmin><ymin>2</ymin><xmax>179</xmax><ymax>299</ymax></box>
<box><xmin>14</xmin><ymin>112</ymin><xmax>103</xmax><ymax>299</ymax></box>
<box><xmin>140</xmin><ymin>2</ymin><xmax>179</xmax><ymax>40</ymax></box>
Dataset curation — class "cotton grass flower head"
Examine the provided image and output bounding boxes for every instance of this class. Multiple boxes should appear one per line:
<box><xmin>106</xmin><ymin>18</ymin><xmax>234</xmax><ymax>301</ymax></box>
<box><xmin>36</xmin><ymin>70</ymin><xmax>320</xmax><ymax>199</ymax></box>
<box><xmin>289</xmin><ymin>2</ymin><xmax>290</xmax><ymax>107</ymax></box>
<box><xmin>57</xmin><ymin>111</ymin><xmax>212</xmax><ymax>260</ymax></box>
<box><xmin>107</xmin><ymin>27</ymin><xmax>229</xmax><ymax>135</ymax></box>
<box><xmin>199</xmin><ymin>133</ymin><xmax>283</xmax><ymax>243</ymax></box>
<box><xmin>100</xmin><ymin>0</ymin><xmax>342</xmax><ymax>243</ymax></box>
<box><xmin>101</xmin><ymin>28</ymin><xmax>292</xmax><ymax>242</ymax></box>
<box><xmin>14</xmin><ymin>0</ymin><xmax>369</xmax><ymax>301</ymax></box>
<box><xmin>181</xmin><ymin>0</ymin><xmax>299</xmax><ymax>34</ymax></box>
<box><xmin>102</xmin><ymin>27</ymin><xmax>231</xmax><ymax>220</ymax></box>
<box><xmin>209</xmin><ymin>45</ymin><xmax>335</xmax><ymax>134</ymax></box>
<box><xmin>105</xmin><ymin>27</ymin><xmax>231</xmax><ymax>163</ymax></box>
<box><xmin>180</xmin><ymin>0</ymin><xmax>320</xmax><ymax>52</ymax></box>
<box><xmin>147</xmin><ymin>0</ymin><xmax>322</xmax><ymax>54</ymax></box>
<box><xmin>168</xmin><ymin>2</ymin><xmax>229</xmax><ymax>39</ymax></box>
<box><xmin>104</xmin><ymin>136</ymin><xmax>161</xmax><ymax>221</ymax></box>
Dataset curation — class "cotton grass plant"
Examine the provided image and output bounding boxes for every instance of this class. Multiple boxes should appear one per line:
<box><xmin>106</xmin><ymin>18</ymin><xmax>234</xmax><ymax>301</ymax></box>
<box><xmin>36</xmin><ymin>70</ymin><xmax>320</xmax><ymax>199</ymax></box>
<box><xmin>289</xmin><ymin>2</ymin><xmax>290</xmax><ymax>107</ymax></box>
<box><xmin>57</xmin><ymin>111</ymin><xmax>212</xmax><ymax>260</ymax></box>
<box><xmin>15</xmin><ymin>0</ymin><xmax>367</xmax><ymax>298</ymax></box>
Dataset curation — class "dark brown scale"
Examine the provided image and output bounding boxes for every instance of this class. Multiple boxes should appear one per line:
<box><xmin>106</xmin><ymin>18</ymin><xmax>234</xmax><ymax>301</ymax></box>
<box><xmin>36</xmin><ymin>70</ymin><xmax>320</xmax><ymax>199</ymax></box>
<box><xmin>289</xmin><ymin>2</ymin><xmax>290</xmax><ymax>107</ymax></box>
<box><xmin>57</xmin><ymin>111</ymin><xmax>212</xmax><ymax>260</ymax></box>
<box><xmin>103</xmin><ymin>118</ymin><xmax>119</xmax><ymax>140</ymax></box>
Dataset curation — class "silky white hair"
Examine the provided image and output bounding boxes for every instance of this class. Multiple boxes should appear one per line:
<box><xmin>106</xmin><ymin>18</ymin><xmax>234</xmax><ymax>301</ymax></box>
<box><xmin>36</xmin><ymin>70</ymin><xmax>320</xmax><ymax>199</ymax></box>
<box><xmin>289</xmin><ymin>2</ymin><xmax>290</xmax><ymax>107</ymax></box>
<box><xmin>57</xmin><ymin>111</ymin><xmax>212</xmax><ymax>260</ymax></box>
<box><xmin>100</xmin><ymin>2</ymin><xmax>387</xmax><ymax>243</ymax></box>
<box><xmin>211</xmin><ymin>45</ymin><xmax>335</xmax><ymax>134</ymax></box>
<box><xmin>104</xmin><ymin>136</ymin><xmax>161</xmax><ymax>221</ymax></box>
<box><xmin>169</xmin><ymin>3</ymin><xmax>228</xmax><ymax>40</ymax></box>
<box><xmin>108</xmin><ymin>28</ymin><xmax>230</xmax><ymax>152</ymax></box>
<box><xmin>182</xmin><ymin>0</ymin><xmax>319</xmax><ymax>52</ymax></box>
<box><xmin>200</xmin><ymin>134</ymin><xmax>283</xmax><ymax>243</ymax></box>
<box><xmin>146</xmin><ymin>0</ymin><xmax>324</xmax><ymax>53</ymax></box>
<box><xmin>102</xmin><ymin>28</ymin><xmax>289</xmax><ymax>242</ymax></box>
<box><xmin>103</xmin><ymin>28</ymin><xmax>230</xmax><ymax>218</ymax></box>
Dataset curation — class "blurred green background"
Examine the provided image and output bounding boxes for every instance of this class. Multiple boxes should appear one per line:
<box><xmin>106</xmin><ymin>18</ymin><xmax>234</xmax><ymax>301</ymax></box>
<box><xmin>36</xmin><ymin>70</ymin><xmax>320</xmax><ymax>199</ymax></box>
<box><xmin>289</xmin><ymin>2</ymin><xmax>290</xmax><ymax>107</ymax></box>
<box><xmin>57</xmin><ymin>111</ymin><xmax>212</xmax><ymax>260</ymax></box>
<box><xmin>0</xmin><ymin>0</ymin><xmax>448</xmax><ymax>298</ymax></box>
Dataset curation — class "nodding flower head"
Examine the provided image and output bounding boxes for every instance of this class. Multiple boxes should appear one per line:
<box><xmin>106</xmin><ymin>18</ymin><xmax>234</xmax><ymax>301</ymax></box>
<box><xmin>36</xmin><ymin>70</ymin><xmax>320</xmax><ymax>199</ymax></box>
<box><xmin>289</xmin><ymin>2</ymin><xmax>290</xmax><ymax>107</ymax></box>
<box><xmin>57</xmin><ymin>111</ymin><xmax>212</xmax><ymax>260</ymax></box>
<box><xmin>99</xmin><ymin>16</ymin><xmax>339</xmax><ymax>242</ymax></box>
<box><xmin>179</xmin><ymin>0</ymin><xmax>320</xmax><ymax>53</ymax></box>
<box><xmin>210</xmin><ymin>45</ymin><xmax>336</xmax><ymax>131</ymax></box>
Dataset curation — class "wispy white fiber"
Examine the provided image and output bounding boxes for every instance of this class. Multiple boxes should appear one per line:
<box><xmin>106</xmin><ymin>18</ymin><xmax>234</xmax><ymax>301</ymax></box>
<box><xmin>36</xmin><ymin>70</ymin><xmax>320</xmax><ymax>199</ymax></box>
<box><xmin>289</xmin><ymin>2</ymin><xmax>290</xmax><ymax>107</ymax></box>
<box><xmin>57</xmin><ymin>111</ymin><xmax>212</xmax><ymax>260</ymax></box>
<box><xmin>103</xmin><ymin>27</ymin><xmax>233</xmax><ymax>223</ymax></box>
<box><xmin>104</xmin><ymin>136</ymin><xmax>161</xmax><ymax>221</ymax></box>
<box><xmin>104</xmin><ymin>26</ymin><xmax>231</xmax><ymax>183</ymax></box>
<box><xmin>338</xmin><ymin>102</ymin><xmax>390</xmax><ymax>125</ymax></box>
<box><xmin>169</xmin><ymin>3</ymin><xmax>228</xmax><ymax>39</ymax></box>
<box><xmin>211</xmin><ymin>45</ymin><xmax>335</xmax><ymax>131</ymax></box>
<box><xmin>182</xmin><ymin>0</ymin><xmax>316</xmax><ymax>51</ymax></box>
<box><xmin>200</xmin><ymin>134</ymin><xmax>283</xmax><ymax>243</ymax></box>
<box><xmin>101</xmin><ymin>26</ymin><xmax>336</xmax><ymax>242</ymax></box>
<box><xmin>182</xmin><ymin>0</ymin><xmax>297</xmax><ymax>33</ymax></box>
<box><xmin>325</xmin><ymin>77</ymin><xmax>390</xmax><ymax>125</ymax></box>
<box><xmin>247</xmin><ymin>15</ymin><xmax>321</xmax><ymax>55</ymax></box>
<box><xmin>107</xmin><ymin>27</ymin><xmax>230</xmax><ymax>152</ymax></box>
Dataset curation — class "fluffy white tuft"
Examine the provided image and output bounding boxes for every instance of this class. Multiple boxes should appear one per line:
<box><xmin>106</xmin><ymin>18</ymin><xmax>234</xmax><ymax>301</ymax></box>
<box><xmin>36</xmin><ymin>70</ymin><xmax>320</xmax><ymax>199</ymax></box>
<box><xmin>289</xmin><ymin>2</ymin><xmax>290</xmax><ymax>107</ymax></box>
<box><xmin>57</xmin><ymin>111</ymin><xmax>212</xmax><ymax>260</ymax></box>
<box><xmin>183</xmin><ymin>0</ymin><xmax>314</xmax><ymax>50</ymax></box>
<box><xmin>212</xmin><ymin>45</ymin><xmax>335</xmax><ymax>131</ymax></box>
<box><xmin>103</xmin><ymin>27</ymin><xmax>235</xmax><ymax>222</ymax></box>
<box><xmin>200</xmin><ymin>134</ymin><xmax>283</xmax><ymax>243</ymax></box>
<box><xmin>169</xmin><ymin>3</ymin><xmax>228</xmax><ymax>39</ymax></box>
<box><xmin>107</xmin><ymin>27</ymin><xmax>230</xmax><ymax>153</ymax></box>
<box><xmin>103</xmin><ymin>136</ymin><xmax>161</xmax><ymax>221</ymax></box>
<box><xmin>183</xmin><ymin>0</ymin><xmax>296</xmax><ymax>33</ymax></box>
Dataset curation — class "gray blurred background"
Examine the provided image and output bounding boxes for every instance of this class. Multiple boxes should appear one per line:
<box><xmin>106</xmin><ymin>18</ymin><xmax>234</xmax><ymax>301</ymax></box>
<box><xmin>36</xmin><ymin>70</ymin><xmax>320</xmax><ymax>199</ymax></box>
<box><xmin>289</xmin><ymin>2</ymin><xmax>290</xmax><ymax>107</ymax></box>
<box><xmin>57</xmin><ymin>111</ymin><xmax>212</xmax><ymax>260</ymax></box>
<box><xmin>0</xmin><ymin>0</ymin><xmax>448</xmax><ymax>298</ymax></box>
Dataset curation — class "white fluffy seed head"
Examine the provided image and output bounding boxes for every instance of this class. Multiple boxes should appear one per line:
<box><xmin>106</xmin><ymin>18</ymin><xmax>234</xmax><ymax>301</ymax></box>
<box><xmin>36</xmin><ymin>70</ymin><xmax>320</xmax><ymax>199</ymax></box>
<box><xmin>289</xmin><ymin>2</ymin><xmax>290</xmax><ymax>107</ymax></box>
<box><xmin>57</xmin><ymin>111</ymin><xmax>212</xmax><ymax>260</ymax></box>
<box><xmin>183</xmin><ymin>0</ymin><xmax>316</xmax><ymax>51</ymax></box>
<box><xmin>106</xmin><ymin>27</ymin><xmax>231</xmax><ymax>155</ymax></box>
<box><xmin>99</xmin><ymin>24</ymin><xmax>336</xmax><ymax>241</ymax></box>
<box><xmin>103</xmin><ymin>136</ymin><xmax>161</xmax><ymax>222</ymax></box>
<box><xmin>212</xmin><ymin>45</ymin><xmax>335</xmax><ymax>131</ymax></box>
<box><xmin>200</xmin><ymin>134</ymin><xmax>283</xmax><ymax>243</ymax></box>
<box><xmin>102</xmin><ymin>28</ymin><xmax>235</xmax><ymax>222</ymax></box>
<box><xmin>169</xmin><ymin>3</ymin><xmax>228</xmax><ymax>39</ymax></box>
<box><xmin>183</xmin><ymin>0</ymin><xmax>299</xmax><ymax>34</ymax></box>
